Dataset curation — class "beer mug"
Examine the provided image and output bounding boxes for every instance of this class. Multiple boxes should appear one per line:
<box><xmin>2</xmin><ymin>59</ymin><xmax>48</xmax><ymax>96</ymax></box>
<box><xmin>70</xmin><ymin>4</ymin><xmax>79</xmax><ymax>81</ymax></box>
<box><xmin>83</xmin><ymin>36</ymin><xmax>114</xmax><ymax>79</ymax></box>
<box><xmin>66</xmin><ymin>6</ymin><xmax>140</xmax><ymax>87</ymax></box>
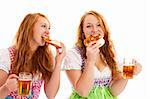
<box><xmin>122</xmin><ymin>58</ymin><xmax>135</xmax><ymax>79</ymax></box>
<box><xmin>18</xmin><ymin>72</ymin><xmax>32</xmax><ymax>96</ymax></box>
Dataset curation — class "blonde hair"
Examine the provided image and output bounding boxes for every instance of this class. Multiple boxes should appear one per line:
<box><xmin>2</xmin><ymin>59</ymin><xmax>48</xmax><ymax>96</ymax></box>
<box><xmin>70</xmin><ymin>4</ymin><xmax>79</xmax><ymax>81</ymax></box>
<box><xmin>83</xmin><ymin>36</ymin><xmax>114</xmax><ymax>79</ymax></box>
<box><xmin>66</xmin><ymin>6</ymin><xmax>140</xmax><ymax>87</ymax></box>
<box><xmin>12</xmin><ymin>13</ymin><xmax>53</xmax><ymax>81</ymax></box>
<box><xmin>75</xmin><ymin>10</ymin><xmax>119</xmax><ymax>80</ymax></box>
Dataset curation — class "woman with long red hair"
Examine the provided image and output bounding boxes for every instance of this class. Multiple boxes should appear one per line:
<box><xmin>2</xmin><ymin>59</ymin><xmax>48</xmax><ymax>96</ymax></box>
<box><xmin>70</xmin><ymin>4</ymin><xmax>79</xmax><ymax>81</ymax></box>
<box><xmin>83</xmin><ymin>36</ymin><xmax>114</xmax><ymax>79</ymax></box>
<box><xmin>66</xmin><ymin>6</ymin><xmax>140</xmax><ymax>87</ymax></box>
<box><xmin>63</xmin><ymin>10</ymin><xmax>142</xmax><ymax>99</ymax></box>
<box><xmin>0</xmin><ymin>13</ymin><xmax>66</xmax><ymax>99</ymax></box>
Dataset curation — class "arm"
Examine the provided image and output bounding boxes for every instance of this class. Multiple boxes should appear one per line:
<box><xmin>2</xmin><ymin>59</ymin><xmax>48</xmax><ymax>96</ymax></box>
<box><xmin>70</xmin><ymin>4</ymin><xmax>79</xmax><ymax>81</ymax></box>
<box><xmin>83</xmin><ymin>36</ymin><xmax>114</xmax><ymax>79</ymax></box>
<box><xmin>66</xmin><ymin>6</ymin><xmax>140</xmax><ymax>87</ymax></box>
<box><xmin>110</xmin><ymin>60</ymin><xmax>142</xmax><ymax>96</ymax></box>
<box><xmin>0</xmin><ymin>70</ymin><xmax>18</xmax><ymax>98</ymax></box>
<box><xmin>66</xmin><ymin>61</ymin><xmax>95</xmax><ymax>97</ymax></box>
<box><xmin>0</xmin><ymin>70</ymin><xmax>9</xmax><ymax>98</ymax></box>
<box><xmin>45</xmin><ymin>43</ymin><xmax>66</xmax><ymax>99</ymax></box>
<box><xmin>44</xmin><ymin>62</ymin><xmax>61</xmax><ymax>99</ymax></box>
<box><xmin>109</xmin><ymin>73</ymin><xmax>128</xmax><ymax>96</ymax></box>
<box><xmin>66</xmin><ymin>41</ymin><xmax>100</xmax><ymax>97</ymax></box>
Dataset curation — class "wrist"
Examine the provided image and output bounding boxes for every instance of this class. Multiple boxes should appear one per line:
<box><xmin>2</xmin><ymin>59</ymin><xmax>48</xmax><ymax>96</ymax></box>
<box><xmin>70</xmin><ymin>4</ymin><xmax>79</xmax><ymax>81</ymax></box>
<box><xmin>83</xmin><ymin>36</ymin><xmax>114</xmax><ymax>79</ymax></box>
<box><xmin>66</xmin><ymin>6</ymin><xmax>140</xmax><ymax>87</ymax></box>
<box><xmin>54</xmin><ymin>63</ymin><xmax>61</xmax><ymax>70</ymax></box>
<box><xmin>55</xmin><ymin>58</ymin><xmax>63</xmax><ymax>64</ymax></box>
<box><xmin>120</xmin><ymin>76</ymin><xmax>129</xmax><ymax>81</ymax></box>
<box><xmin>0</xmin><ymin>84</ymin><xmax>10</xmax><ymax>98</ymax></box>
<box><xmin>86</xmin><ymin>60</ymin><xmax>95</xmax><ymax>66</ymax></box>
<box><xmin>3</xmin><ymin>83</ymin><xmax>11</xmax><ymax>93</ymax></box>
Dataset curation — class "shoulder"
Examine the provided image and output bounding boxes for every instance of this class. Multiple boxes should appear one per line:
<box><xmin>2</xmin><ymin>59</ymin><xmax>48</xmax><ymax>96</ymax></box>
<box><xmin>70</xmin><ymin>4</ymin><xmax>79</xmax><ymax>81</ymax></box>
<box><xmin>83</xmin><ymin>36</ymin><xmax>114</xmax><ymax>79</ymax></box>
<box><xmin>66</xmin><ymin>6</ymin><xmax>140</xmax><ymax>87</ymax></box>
<box><xmin>68</xmin><ymin>47</ymin><xmax>81</xmax><ymax>58</ymax></box>
<box><xmin>0</xmin><ymin>48</ymin><xmax>11</xmax><ymax>74</ymax></box>
<box><xmin>66</xmin><ymin>47</ymin><xmax>82</xmax><ymax>63</ymax></box>
<box><xmin>0</xmin><ymin>48</ymin><xmax>10</xmax><ymax>60</ymax></box>
<box><xmin>62</xmin><ymin>47</ymin><xmax>82</xmax><ymax>70</ymax></box>
<box><xmin>0</xmin><ymin>48</ymin><xmax>9</xmax><ymax>54</ymax></box>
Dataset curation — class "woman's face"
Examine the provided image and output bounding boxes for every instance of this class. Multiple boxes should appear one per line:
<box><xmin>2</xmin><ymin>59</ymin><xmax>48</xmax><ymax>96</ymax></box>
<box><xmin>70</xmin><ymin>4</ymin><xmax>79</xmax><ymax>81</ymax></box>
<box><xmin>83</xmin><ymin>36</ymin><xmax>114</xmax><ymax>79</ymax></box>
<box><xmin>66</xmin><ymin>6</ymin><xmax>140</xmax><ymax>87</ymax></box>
<box><xmin>31</xmin><ymin>17</ymin><xmax>50</xmax><ymax>50</ymax></box>
<box><xmin>82</xmin><ymin>14</ymin><xmax>104</xmax><ymax>39</ymax></box>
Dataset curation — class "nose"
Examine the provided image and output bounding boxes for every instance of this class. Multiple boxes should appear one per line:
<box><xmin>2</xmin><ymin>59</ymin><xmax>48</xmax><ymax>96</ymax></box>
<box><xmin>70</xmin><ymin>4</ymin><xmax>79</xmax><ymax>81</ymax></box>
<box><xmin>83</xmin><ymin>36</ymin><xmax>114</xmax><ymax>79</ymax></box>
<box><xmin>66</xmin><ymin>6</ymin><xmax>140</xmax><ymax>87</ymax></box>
<box><xmin>91</xmin><ymin>26</ymin><xmax>99</xmax><ymax>36</ymax></box>
<box><xmin>93</xmin><ymin>25</ymin><xmax>99</xmax><ymax>32</ymax></box>
<box><xmin>45</xmin><ymin>30</ymin><xmax>50</xmax><ymax>34</ymax></box>
<box><xmin>44</xmin><ymin>31</ymin><xmax>50</xmax><ymax>37</ymax></box>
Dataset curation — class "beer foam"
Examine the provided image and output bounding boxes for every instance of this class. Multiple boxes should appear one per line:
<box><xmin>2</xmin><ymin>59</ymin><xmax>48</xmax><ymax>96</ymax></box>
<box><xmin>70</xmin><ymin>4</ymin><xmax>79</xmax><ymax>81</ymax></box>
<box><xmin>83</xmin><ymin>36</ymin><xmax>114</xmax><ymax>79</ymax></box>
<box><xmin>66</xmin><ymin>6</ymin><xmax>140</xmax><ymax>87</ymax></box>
<box><xmin>19</xmin><ymin>79</ymin><xmax>32</xmax><ymax>81</ymax></box>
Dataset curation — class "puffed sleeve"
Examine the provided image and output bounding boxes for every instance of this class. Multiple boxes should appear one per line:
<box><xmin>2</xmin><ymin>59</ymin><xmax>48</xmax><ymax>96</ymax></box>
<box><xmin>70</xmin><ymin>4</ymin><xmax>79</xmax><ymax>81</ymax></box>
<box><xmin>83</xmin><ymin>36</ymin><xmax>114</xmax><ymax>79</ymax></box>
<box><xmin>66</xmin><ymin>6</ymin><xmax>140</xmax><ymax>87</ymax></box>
<box><xmin>62</xmin><ymin>48</ymin><xmax>82</xmax><ymax>70</ymax></box>
<box><xmin>0</xmin><ymin>48</ymin><xmax>11</xmax><ymax>74</ymax></box>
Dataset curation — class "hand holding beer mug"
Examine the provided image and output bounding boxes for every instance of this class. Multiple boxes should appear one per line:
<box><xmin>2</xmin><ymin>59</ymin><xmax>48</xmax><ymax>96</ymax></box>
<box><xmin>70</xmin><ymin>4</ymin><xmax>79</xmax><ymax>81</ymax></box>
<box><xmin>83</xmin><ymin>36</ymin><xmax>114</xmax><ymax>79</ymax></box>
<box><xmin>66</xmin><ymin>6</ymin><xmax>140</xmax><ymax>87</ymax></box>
<box><xmin>122</xmin><ymin>58</ymin><xmax>135</xmax><ymax>79</ymax></box>
<box><xmin>18</xmin><ymin>72</ymin><xmax>32</xmax><ymax>96</ymax></box>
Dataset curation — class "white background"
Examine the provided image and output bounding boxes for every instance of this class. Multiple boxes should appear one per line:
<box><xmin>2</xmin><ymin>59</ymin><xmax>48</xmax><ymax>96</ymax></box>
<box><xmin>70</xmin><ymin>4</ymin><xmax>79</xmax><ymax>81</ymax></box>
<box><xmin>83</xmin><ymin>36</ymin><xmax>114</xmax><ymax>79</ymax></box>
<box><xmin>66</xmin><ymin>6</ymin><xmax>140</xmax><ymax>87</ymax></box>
<box><xmin>0</xmin><ymin>0</ymin><xmax>149</xmax><ymax>99</ymax></box>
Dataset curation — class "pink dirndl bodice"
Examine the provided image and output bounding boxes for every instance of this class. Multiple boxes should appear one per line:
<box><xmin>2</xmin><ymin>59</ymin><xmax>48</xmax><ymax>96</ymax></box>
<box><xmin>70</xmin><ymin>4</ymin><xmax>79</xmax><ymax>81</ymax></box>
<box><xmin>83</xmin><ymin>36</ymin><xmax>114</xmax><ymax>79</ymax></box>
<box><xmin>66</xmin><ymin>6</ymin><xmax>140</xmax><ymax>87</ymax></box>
<box><xmin>5</xmin><ymin>47</ymin><xmax>43</xmax><ymax>99</ymax></box>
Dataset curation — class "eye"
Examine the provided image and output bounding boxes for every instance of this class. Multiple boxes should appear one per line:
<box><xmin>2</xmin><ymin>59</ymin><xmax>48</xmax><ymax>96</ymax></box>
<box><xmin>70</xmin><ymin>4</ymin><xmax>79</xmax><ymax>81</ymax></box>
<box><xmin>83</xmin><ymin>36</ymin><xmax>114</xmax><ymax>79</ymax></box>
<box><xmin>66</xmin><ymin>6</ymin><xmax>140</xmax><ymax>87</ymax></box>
<box><xmin>97</xmin><ymin>24</ymin><xmax>101</xmax><ymax>26</ymax></box>
<box><xmin>86</xmin><ymin>25</ymin><xmax>91</xmax><ymax>28</ymax></box>
<box><xmin>48</xmin><ymin>27</ymin><xmax>50</xmax><ymax>30</ymax></box>
<box><xmin>41</xmin><ymin>24</ymin><xmax>46</xmax><ymax>28</ymax></box>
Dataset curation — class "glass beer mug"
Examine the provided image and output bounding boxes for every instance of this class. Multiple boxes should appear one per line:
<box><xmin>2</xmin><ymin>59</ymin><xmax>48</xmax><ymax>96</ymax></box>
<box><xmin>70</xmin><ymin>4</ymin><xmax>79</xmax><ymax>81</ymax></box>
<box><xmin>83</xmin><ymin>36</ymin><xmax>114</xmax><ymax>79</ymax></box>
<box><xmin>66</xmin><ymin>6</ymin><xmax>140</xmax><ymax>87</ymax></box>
<box><xmin>122</xmin><ymin>58</ymin><xmax>135</xmax><ymax>79</ymax></box>
<box><xmin>18</xmin><ymin>72</ymin><xmax>32</xmax><ymax>96</ymax></box>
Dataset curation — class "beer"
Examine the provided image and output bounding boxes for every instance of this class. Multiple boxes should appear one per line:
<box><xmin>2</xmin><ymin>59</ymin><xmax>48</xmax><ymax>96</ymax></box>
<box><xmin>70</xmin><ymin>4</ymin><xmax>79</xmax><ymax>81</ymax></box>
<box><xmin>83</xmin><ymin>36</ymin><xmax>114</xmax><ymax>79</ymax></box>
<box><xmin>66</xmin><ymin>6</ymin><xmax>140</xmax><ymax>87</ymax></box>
<box><xmin>123</xmin><ymin>65</ymin><xmax>134</xmax><ymax>79</ymax></box>
<box><xmin>18</xmin><ymin>79</ymin><xmax>32</xmax><ymax>96</ymax></box>
<box><xmin>18</xmin><ymin>72</ymin><xmax>32</xmax><ymax>96</ymax></box>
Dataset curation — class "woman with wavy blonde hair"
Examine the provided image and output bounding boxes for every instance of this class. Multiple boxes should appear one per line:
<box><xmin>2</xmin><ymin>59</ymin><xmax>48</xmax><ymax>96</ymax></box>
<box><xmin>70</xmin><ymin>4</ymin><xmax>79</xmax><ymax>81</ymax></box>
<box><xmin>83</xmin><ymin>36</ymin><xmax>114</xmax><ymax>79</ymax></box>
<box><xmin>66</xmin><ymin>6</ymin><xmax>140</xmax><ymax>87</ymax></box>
<box><xmin>0</xmin><ymin>13</ymin><xmax>66</xmax><ymax>99</ymax></box>
<box><xmin>63</xmin><ymin>10</ymin><xmax>142</xmax><ymax>99</ymax></box>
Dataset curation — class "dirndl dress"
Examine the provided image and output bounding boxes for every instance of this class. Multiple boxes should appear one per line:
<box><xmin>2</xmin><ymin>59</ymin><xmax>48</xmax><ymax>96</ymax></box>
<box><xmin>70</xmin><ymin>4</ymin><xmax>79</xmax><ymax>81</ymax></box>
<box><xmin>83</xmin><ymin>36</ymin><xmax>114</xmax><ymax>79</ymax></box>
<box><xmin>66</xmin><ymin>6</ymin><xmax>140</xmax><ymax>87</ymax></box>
<box><xmin>70</xmin><ymin>85</ymin><xmax>117</xmax><ymax>99</ymax></box>
<box><xmin>0</xmin><ymin>47</ymin><xmax>44</xmax><ymax>99</ymax></box>
<box><xmin>63</xmin><ymin>47</ymin><xmax>118</xmax><ymax>99</ymax></box>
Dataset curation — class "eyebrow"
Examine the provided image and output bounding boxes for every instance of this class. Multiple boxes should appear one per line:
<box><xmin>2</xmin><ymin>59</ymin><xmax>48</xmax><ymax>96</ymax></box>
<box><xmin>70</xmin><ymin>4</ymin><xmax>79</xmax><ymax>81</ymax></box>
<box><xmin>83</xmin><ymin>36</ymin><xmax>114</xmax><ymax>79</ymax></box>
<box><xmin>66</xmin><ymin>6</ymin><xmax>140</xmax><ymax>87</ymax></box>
<box><xmin>40</xmin><ymin>23</ymin><xmax>47</xmax><ymax>25</ymax></box>
<box><xmin>86</xmin><ymin>22</ymin><xmax>100</xmax><ymax>25</ymax></box>
<box><xmin>86</xmin><ymin>23</ymin><xmax>92</xmax><ymax>25</ymax></box>
<box><xmin>40</xmin><ymin>23</ymin><xmax>50</xmax><ymax>28</ymax></box>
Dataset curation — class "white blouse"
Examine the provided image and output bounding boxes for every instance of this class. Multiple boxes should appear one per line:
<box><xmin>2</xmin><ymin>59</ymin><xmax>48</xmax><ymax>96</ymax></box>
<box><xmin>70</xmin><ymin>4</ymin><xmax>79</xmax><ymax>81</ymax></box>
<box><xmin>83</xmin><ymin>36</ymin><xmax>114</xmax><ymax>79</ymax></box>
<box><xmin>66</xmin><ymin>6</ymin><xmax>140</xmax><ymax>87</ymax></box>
<box><xmin>63</xmin><ymin>48</ymin><xmax>112</xmax><ymax>81</ymax></box>
<box><xmin>0</xmin><ymin>48</ymin><xmax>42</xmax><ymax>81</ymax></box>
<box><xmin>0</xmin><ymin>48</ymin><xmax>11</xmax><ymax>74</ymax></box>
